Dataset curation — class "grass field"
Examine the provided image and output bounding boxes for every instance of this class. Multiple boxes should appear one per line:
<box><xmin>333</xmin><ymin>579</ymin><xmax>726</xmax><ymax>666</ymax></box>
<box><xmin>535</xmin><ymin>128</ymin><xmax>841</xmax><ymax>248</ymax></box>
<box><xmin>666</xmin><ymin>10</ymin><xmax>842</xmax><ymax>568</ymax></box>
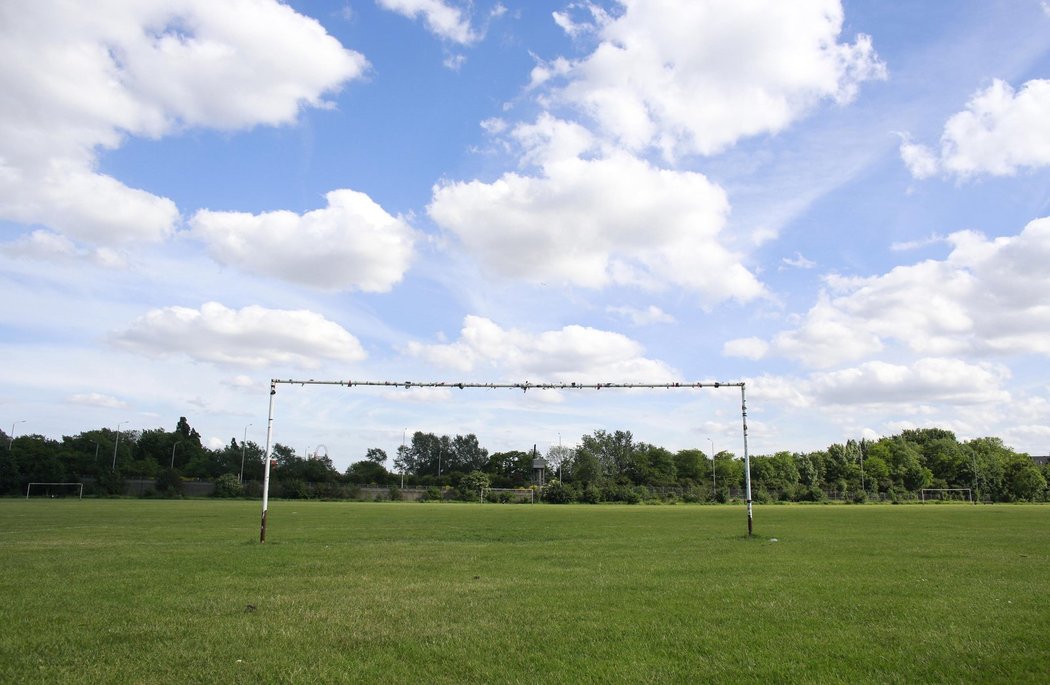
<box><xmin>1</xmin><ymin>500</ymin><xmax>1047</xmax><ymax>684</ymax></box>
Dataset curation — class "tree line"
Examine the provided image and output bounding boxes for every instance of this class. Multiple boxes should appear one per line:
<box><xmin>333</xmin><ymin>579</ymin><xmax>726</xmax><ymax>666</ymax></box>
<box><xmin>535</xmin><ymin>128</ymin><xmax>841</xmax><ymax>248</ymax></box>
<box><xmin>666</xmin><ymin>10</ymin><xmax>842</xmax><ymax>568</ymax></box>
<box><xmin>2</xmin><ymin>420</ymin><xmax>1046</xmax><ymax>502</ymax></box>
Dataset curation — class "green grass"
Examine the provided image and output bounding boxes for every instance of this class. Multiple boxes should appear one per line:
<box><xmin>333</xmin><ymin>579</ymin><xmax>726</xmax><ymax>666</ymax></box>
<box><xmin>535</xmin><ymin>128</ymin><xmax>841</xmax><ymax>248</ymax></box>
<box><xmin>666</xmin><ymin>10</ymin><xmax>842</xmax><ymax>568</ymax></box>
<box><xmin>1</xmin><ymin>500</ymin><xmax>1047</xmax><ymax>683</ymax></box>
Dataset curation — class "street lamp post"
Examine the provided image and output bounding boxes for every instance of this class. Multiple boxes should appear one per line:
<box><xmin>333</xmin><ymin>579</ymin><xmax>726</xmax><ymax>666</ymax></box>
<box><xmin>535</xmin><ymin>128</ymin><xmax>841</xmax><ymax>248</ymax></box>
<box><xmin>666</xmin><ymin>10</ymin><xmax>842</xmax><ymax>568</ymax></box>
<box><xmin>401</xmin><ymin>428</ymin><xmax>406</xmax><ymax>489</ymax></box>
<box><xmin>112</xmin><ymin>421</ymin><xmax>127</xmax><ymax>470</ymax></box>
<box><xmin>239</xmin><ymin>423</ymin><xmax>252</xmax><ymax>484</ymax></box>
<box><xmin>971</xmin><ymin>451</ymin><xmax>979</xmax><ymax>504</ymax></box>
<box><xmin>708</xmin><ymin>437</ymin><xmax>716</xmax><ymax>497</ymax></box>
<box><xmin>9</xmin><ymin>420</ymin><xmax>26</xmax><ymax>450</ymax></box>
<box><xmin>170</xmin><ymin>441</ymin><xmax>183</xmax><ymax>469</ymax></box>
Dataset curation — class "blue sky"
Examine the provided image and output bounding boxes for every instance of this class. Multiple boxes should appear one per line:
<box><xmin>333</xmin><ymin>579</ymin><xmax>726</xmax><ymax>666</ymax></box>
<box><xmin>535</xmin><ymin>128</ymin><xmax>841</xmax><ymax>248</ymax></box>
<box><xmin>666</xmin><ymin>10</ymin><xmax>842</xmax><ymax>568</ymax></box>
<box><xmin>2</xmin><ymin>0</ymin><xmax>1049</xmax><ymax>469</ymax></box>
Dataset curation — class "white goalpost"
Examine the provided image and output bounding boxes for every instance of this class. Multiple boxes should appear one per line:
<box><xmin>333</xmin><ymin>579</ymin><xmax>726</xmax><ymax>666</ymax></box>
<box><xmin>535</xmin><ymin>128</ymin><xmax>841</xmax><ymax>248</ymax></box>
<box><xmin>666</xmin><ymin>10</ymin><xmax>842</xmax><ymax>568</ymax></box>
<box><xmin>258</xmin><ymin>379</ymin><xmax>753</xmax><ymax>542</ymax></box>
<box><xmin>26</xmin><ymin>482</ymin><xmax>84</xmax><ymax>499</ymax></box>
<box><xmin>920</xmin><ymin>488</ymin><xmax>974</xmax><ymax>504</ymax></box>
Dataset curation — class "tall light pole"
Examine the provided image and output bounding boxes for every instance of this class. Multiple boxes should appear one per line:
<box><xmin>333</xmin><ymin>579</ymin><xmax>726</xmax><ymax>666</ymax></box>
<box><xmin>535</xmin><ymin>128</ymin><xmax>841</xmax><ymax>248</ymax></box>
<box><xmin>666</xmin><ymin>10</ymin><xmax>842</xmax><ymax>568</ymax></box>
<box><xmin>971</xmin><ymin>450</ymin><xmax>979</xmax><ymax>504</ymax></box>
<box><xmin>9</xmin><ymin>419</ymin><xmax>26</xmax><ymax>450</ymax></box>
<box><xmin>239</xmin><ymin>423</ymin><xmax>252</xmax><ymax>484</ymax></box>
<box><xmin>112</xmin><ymin>420</ymin><xmax>127</xmax><ymax>470</ymax></box>
<box><xmin>558</xmin><ymin>432</ymin><xmax>563</xmax><ymax>480</ymax></box>
<box><xmin>708</xmin><ymin>437</ymin><xmax>716</xmax><ymax>497</ymax></box>
<box><xmin>170</xmin><ymin>441</ymin><xmax>183</xmax><ymax>469</ymax></box>
<box><xmin>401</xmin><ymin>428</ymin><xmax>406</xmax><ymax>488</ymax></box>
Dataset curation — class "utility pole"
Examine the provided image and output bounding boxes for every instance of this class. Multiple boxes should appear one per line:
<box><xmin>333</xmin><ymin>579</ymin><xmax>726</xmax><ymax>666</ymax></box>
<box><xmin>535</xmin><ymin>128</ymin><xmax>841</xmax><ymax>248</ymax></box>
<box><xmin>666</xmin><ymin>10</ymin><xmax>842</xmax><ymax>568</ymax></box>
<box><xmin>708</xmin><ymin>437</ymin><xmax>716</xmax><ymax>498</ymax></box>
<box><xmin>112</xmin><ymin>420</ymin><xmax>127</xmax><ymax>470</ymax></box>
<box><xmin>239</xmin><ymin>423</ymin><xmax>252</xmax><ymax>484</ymax></box>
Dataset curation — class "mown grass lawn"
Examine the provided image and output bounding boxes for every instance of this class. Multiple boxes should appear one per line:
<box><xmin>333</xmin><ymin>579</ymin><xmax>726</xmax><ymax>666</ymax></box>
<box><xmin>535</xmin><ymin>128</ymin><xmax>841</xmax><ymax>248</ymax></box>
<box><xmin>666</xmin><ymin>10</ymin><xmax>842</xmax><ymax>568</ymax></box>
<box><xmin>0</xmin><ymin>500</ymin><xmax>1046</xmax><ymax>683</ymax></box>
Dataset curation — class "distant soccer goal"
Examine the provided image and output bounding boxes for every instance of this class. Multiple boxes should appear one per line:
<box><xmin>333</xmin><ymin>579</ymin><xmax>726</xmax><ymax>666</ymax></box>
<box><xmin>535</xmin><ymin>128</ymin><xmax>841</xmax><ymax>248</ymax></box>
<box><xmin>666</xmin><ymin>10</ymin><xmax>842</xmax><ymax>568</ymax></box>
<box><xmin>920</xmin><ymin>488</ymin><xmax>973</xmax><ymax>504</ymax></box>
<box><xmin>26</xmin><ymin>482</ymin><xmax>84</xmax><ymax>499</ymax></box>
<box><xmin>482</xmin><ymin>488</ymin><xmax>535</xmax><ymax>504</ymax></box>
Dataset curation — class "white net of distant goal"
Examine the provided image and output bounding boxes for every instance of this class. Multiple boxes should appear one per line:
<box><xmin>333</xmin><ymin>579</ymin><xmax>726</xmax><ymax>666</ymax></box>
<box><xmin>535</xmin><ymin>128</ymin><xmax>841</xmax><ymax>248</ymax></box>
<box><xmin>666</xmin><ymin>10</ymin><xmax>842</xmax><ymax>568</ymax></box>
<box><xmin>26</xmin><ymin>482</ymin><xmax>84</xmax><ymax>499</ymax></box>
<box><xmin>920</xmin><ymin>488</ymin><xmax>973</xmax><ymax>503</ymax></box>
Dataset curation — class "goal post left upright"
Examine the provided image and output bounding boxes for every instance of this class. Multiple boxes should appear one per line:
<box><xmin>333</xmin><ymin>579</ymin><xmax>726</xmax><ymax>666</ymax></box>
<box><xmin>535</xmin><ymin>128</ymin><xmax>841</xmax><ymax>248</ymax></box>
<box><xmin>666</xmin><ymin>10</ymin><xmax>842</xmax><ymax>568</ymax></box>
<box><xmin>260</xmin><ymin>380</ymin><xmax>277</xmax><ymax>543</ymax></box>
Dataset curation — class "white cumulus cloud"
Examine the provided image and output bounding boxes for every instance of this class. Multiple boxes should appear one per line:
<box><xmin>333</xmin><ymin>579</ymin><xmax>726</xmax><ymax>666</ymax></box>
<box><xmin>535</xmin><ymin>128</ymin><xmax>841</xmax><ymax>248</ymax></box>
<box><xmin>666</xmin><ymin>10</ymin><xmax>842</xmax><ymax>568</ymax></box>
<box><xmin>759</xmin><ymin>217</ymin><xmax>1050</xmax><ymax>367</ymax></box>
<box><xmin>113</xmin><ymin>302</ymin><xmax>367</xmax><ymax>368</ymax></box>
<box><xmin>428</xmin><ymin>117</ymin><xmax>764</xmax><ymax>304</ymax></box>
<box><xmin>407</xmin><ymin>315</ymin><xmax>678</xmax><ymax>383</ymax></box>
<box><xmin>606</xmin><ymin>305</ymin><xmax>675</xmax><ymax>326</ymax></box>
<box><xmin>807</xmin><ymin>358</ymin><xmax>1011</xmax><ymax>406</ymax></box>
<box><xmin>0</xmin><ymin>0</ymin><xmax>367</xmax><ymax>245</ymax></box>
<box><xmin>67</xmin><ymin>393</ymin><xmax>129</xmax><ymax>410</ymax></box>
<box><xmin>191</xmin><ymin>189</ymin><xmax>415</xmax><ymax>292</ymax></box>
<box><xmin>549</xmin><ymin>0</ymin><xmax>886</xmax><ymax>158</ymax></box>
<box><xmin>723</xmin><ymin>337</ymin><xmax>770</xmax><ymax>361</ymax></box>
<box><xmin>377</xmin><ymin>0</ymin><xmax>477</xmax><ymax>44</ymax></box>
<box><xmin>901</xmin><ymin>79</ymin><xmax>1050</xmax><ymax>179</ymax></box>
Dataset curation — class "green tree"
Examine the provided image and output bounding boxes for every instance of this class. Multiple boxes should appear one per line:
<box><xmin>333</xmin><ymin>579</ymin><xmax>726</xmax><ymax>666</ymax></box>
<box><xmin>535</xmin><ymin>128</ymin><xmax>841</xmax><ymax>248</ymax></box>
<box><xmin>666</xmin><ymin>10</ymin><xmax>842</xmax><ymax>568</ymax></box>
<box><xmin>450</xmin><ymin>434</ymin><xmax>489</xmax><ymax>473</ymax></box>
<box><xmin>0</xmin><ymin>448</ymin><xmax>21</xmax><ymax>495</ymax></box>
<box><xmin>13</xmin><ymin>435</ymin><xmax>65</xmax><ymax>490</ymax></box>
<box><xmin>365</xmin><ymin>448</ymin><xmax>388</xmax><ymax>464</ymax></box>
<box><xmin>213</xmin><ymin>473</ymin><xmax>244</xmax><ymax>498</ymax></box>
<box><xmin>578</xmin><ymin>429</ymin><xmax>635</xmax><ymax>481</ymax></box>
<box><xmin>627</xmin><ymin>443</ymin><xmax>676</xmax><ymax>486</ymax></box>
<box><xmin>459</xmin><ymin>470</ymin><xmax>490</xmax><ymax>500</ymax></box>
<box><xmin>1002</xmin><ymin>454</ymin><xmax>1046</xmax><ymax>501</ymax></box>
<box><xmin>486</xmin><ymin>450</ymin><xmax>532</xmax><ymax>486</ymax></box>
<box><xmin>713</xmin><ymin>451</ymin><xmax>743</xmax><ymax>490</ymax></box>
<box><xmin>346</xmin><ymin>460</ymin><xmax>390</xmax><ymax>485</ymax></box>
<box><xmin>568</xmin><ymin>448</ymin><xmax>602</xmax><ymax>486</ymax></box>
<box><xmin>861</xmin><ymin>454</ymin><xmax>890</xmax><ymax>491</ymax></box>
<box><xmin>544</xmin><ymin>445</ymin><xmax>574</xmax><ymax>481</ymax></box>
<box><xmin>868</xmin><ymin>438</ymin><xmax>931</xmax><ymax>491</ymax></box>
<box><xmin>673</xmin><ymin>449</ymin><xmax>705</xmax><ymax>485</ymax></box>
<box><xmin>923</xmin><ymin>437</ymin><xmax>972</xmax><ymax>486</ymax></box>
<box><xmin>795</xmin><ymin>451</ymin><xmax>826</xmax><ymax>488</ymax></box>
<box><xmin>966</xmin><ymin>437</ymin><xmax>1011</xmax><ymax>501</ymax></box>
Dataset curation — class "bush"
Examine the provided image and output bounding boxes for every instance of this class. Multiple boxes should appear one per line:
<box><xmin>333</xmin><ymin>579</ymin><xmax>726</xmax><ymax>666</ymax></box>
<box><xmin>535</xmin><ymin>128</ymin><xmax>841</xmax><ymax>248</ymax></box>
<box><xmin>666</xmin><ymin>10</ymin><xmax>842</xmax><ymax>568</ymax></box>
<box><xmin>388</xmin><ymin>485</ymin><xmax>402</xmax><ymax>501</ymax></box>
<box><xmin>155</xmin><ymin>468</ymin><xmax>184</xmax><ymax>497</ymax></box>
<box><xmin>848</xmin><ymin>489</ymin><xmax>868</xmax><ymax>504</ymax></box>
<box><xmin>96</xmin><ymin>470</ymin><xmax>126</xmax><ymax>496</ymax></box>
<box><xmin>601</xmin><ymin>483</ymin><xmax>641</xmax><ymax>504</ymax></box>
<box><xmin>542</xmin><ymin>480</ymin><xmax>577</xmax><ymax>504</ymax></box>
<box><xmin>213</xmin><ymin>473</ymin><xmax>244</xmax><ymax>498</ymax></box>
<box><xmin>279</xmin><ymin>479</ymin><xmax>308</xmax><ymax>499</ymax></box>
<box><xmin>579</xmin><ymin>483</ymin><xmax>602</xmax><ymax>504</ymax></box>
<box><xmin>795</xmin><ymin>484</ymin><xmax>825</xmax><ymax>502</ymax></box>
<box><xmin>681</xmin><ymin>487</ymin><xmax>704</xmax><ymax>503</ymax></box>
<box><xmin>423</xmin><ymin>486</ymin><xmax>444</xmax><ymax>502</ymax></box>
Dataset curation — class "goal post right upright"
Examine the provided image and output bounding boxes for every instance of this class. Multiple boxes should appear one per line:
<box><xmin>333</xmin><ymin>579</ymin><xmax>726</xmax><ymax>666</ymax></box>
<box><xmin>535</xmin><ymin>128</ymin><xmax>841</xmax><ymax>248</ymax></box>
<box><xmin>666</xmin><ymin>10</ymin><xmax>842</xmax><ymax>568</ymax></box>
<box><xmin>741</xmin><ymin>383</ymin><xmax>753</xmax><ymax>536</ymax></box>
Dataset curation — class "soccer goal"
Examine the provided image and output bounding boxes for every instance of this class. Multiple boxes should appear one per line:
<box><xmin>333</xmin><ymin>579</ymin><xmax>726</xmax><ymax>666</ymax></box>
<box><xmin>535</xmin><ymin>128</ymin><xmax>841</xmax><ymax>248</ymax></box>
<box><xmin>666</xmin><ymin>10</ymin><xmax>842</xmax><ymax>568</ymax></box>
<box><xmin>258</xmin><ymin>378</ymin><xmax>754</xmax><ymax>542</ymax></box>
<box><xmin>482</xmin><ymin>488</ymin><xmax>535</xmax><ymax>504</ymax></box>
<box><xmin>26</xmin><ymin>482</ymin><xmax>84</xmax><ymax>499</ymax></box>
<box><xmin>920</xmin><ymin>488</ymin><xmax>973</xmax><ymax>504</ymax></box>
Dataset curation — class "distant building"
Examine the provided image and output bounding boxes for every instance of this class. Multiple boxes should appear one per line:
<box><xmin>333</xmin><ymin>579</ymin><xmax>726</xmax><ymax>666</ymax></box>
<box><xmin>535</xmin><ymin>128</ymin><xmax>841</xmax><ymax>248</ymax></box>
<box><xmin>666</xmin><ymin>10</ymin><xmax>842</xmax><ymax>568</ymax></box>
<box><xmin>1031</xmin><ymin>455</ymin><xmax>1049</xmax><ymax>467</ymax></box>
